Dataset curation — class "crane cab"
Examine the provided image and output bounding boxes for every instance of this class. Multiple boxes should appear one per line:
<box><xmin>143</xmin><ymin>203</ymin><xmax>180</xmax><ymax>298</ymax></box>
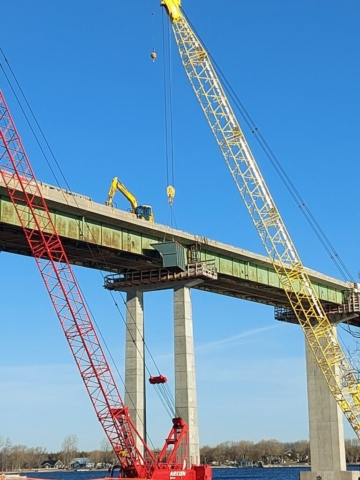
<box><xmin>135</xmin><ymin>205</ymin><xmax>154</xmax><ymax>222</ymax></box>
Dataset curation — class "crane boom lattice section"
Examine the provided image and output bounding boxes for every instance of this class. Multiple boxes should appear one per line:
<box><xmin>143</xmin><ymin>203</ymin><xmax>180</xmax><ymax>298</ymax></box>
<box><xmin>0</xmin><ymin>90</ymin><xmax>150</xmax><ymax>477</ymax></box>
<box><xmin>164</xmin><ymin>9</ymin><xmax>360</xmax><ymax>435</ymax></box>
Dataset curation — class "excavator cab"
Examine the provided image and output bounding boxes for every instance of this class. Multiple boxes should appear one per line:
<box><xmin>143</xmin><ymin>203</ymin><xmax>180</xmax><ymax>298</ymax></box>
<box><xmin>135</xmin><ymin>205</ymin><xmax>154</xmax><ymax>222</ymax></box>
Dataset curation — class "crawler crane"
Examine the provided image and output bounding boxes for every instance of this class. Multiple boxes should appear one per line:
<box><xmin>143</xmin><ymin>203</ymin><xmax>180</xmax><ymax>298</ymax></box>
<box><xmin>161</xmin><ymin>0</ymin><xmax>360</xmax><ymax>437</ymax></box>
<box><xmin>0</xmin><ymin>90</ymin><xmax>210</xmax><ymax>480</ymax></box>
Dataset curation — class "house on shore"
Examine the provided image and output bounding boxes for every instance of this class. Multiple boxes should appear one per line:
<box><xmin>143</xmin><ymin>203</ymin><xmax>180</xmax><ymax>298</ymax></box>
<box><xmin>40</xmin><ymin>460</ymin><xmax>64</xmax><ymax>469</ymax></box>
<box><xmin>70</xmin><ymin>458</ymin><xmax>93</xmax><ymax>469</ymax></box>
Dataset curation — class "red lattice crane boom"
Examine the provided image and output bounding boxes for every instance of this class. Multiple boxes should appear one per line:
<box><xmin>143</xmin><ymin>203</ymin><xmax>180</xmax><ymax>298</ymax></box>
<box><xmin>0</xmin><ymin>90</ymin><xmax>149</xmax><ymax>477</ymax></box>
<box><xmin>0</xmin><ymin>90</ymin><xmax>210</xmax><ymax>480</ymax></box>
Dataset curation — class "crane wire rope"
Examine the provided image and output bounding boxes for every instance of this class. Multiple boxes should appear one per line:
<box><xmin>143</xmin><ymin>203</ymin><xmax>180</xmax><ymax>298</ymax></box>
<box><xmin>161</xmin><ymin>10</ymin><xmax>177</xmax><ymax>232</ymax></box>
<box><xmin>0</xmin><ymin>60</ymin><xmax>178</xmax><ymax>428</ymax></box>
<box><xmin>0</xmin><ymin>50</ymin><xmax>178</xmax><ymax>432</ymax></box>
<box><xmin>184</xmin><ymin>10</ymin><xmax>360</xmax><ymax>371</ymax></box>
<box><xmin>149</xmin><ymin>4</ymin><xmax>182</xmax><ymax>414</ymax></box>
<box><xmin>184</xmin><ymin>12</ymin><xmax>355</xmax><ymax>284</ymax></box>
<box><xmin>182</xmin><ymin>9</ymin><xmax>360</xmax><ymax>383</ymax></box>
<box><xmin>150</xmin><ymin>0</ymin><xmax>156</xmax><ymax>53</ymax></box>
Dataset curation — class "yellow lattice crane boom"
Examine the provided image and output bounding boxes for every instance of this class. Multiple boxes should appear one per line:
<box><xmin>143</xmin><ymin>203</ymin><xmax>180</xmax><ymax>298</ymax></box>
<box><xmin>161</xmin><ymin>0</ymin><xmax>360</xmax><ymax>436</ymax></box>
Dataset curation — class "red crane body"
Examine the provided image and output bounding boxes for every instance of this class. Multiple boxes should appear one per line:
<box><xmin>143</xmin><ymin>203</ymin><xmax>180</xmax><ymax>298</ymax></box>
<box><xmin>0</xmin><ymin>90</ymin><xmax>211</xmax><ymax>480</ymax></box>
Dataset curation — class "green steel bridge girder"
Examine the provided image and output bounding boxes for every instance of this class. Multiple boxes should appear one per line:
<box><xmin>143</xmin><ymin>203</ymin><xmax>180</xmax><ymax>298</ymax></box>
<box><xmin>0</xmin><ymin>180</ymin><xmax>352</xmax><ymax>316</ymax></box>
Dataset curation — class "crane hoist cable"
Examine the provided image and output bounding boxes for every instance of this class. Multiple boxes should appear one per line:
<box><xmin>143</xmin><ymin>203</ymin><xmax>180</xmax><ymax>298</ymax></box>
<box><xmin>0</xmin><ymin>48</ymin><xmax>66</xmax><ymax>192</ymax></box>
<box><xmin>214</xmin><ymin>59</ymin><xmax>354</xmax><ymax>283</ymax></box>
<box><xmin>0</xmin><ymin>48</ymin><xmax>179</xmax><ymax>429</ymax></box>
<box><xmin>1</xmin><ymin>87</ymin><xmax>197</xmax><ymax>480</ymax></box>
<box><xmin>150</xmin><ymin>2</ymin><xmax>157</xmax><ymax>62</ymax></box>
<box><xmin>182</xmin><ymin>17</ymin><xmax>353</xmax><ymax>284</ymax></box>
<box><xmin>161</xmin><ymin>9</ymin><xmax>176</xmax><ymax>212</ymax></box>
<box><xmin>161</xmin><ymin>0</ymin><xmax>360</xmax><ymax>439</ymax></box>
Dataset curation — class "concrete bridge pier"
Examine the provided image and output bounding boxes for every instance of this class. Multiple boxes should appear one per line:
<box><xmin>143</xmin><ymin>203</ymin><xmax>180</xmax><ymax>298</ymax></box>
<box><xmin>174</xmin><ymin>286</ymin><xmax>200</xmax><ymax>466</ymax></box>
<box><xmin>300</xmin><ymin>327</ymin><xmax>360</xmax><ymax>480</ymax></box>
<box><xmin>124</xmin><ymin>291</ymin><xmax>145</xmax><ymax>453</ymax></box>
<box><xmin>124</xmin><ymin>287</ymin><xmax>200</xmax><ymax>465</ymax></box>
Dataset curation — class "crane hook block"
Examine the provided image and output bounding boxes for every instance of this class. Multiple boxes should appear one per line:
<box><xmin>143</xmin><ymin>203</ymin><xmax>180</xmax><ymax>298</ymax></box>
<box><xmin>167</xmin><ymin>185</ymin><xmax>175</xmax><ymax>205</ymax></box>
<box><xmin>151</xmin><ymin>49</ymin><xmax>157</xmax><ymax>62</ymax></box>
<box><xmin>149</xmin><ymin>374</ymin><xmax>168</xmax><ymax>384</ymax></box>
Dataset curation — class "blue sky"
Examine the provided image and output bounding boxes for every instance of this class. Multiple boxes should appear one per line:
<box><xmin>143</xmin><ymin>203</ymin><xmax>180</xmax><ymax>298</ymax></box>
<box><xmin>1</xmin><ymin>0</ymin><xmax>360</xmax><ymax>453</ymax></box>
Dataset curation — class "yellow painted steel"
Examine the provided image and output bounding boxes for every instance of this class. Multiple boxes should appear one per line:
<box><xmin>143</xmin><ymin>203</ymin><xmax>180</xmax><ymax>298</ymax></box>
<box><xmin>162</xmin><ymin>6</ymin><xmax>360</xmax><ymax>436</ymax></box>
<box><xmin>106</xmin><ymin>176</ymin><xmax>138</xmax><ymax>210</ymax></box>
<box><xmin>161</xmin><ymin>0</ymin><xmax>182</xmax><ymax>23</ymax></box>
<box><xmin>105</xmin><ymin>177</ymin><xmax>154</xmax><ymax>222</ymax></box>
<box><xmin>167</xmin><ymin>185</ymin><xmax>175</xmax><ymax>204</ymax></box>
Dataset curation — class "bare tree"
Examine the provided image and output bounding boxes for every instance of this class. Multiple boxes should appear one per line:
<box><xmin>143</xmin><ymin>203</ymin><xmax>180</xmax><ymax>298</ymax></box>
<box><xmin>234</xmin><ymin>440</ymin><xmax>255</xmax><ymax>463</ymax></box>
<box><xmin>61</xmin><ymin>434</ymin><xmax>79</xmax><ymax>468</ymax></box>
<box><xmin>345</xmin><ymin>438</ymin><xmax>360</xmax><ymax>464</ymax></box>
<box><xmin>9</xmin><ymin>445</ymin><xmax>27</xmax><ymax>471</ymax></box>
<box><xmin>100</xmin><ymin>438</ymin><xmax>114</xmax><ymax>467</ymax></box>
<box><xmin>293</xmin><ymin>440</ymin><xmax>310</xmax><ymax>462</ymax></box>
<box><xmin>199</xmin><ymin>445</ymin><xmax>213</xmax><ymax>464</ymax></box>
<box><xmin>0</xmin><ymin>437</ymin><xmax>12</xmax><ymax>472</ymax></box>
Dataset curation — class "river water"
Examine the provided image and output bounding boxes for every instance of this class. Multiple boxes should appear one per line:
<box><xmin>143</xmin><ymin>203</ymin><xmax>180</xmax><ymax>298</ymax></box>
<box><xmin>19</xmin><ymin>466</ymin><xmax>360</xmax><ymax>480</ymax></box>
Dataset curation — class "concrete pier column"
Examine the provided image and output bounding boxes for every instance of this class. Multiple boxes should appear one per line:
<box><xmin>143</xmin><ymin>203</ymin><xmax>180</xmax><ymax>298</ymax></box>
<box><xmin>125</xmin><ymin>291</ymin><xmax>145</xmax><ymax>452</ymax></box>
<box><xmin>174</xmin><ymin>286</ymin><xmax>200</xmax><ymax>466</ymax></box>
<box><xmin>300</xmin><ymin>327</ymin><xmax>359</xmax><ymax>480</ymax></box>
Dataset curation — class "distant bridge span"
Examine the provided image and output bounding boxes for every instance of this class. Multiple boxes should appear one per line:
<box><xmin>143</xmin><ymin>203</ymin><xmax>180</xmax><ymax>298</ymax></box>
<box><xmin>0</xmin><ymin>177</ymin><xmax>354</xmax><ymax>320</ymax></box>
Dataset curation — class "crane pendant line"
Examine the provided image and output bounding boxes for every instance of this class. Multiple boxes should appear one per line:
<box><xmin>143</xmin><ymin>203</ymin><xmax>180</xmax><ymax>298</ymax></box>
<box><xmin>161</xmin><ymin>4</ymin><xmax>360</xmax><ymax>435</ymax></box>
<box><xmin>0</xmin><ymin>90</ymin><xmax>204</xmax><ymax>480</ymax></box>
<box><xmin>0</xmin><ymin>90</ymin><xmax>153</xmax><ymax>477</ymax></box>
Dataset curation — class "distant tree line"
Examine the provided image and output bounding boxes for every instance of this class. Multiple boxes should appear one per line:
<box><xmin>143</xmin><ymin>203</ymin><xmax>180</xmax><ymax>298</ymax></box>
<box><xmin>2</xmin><ymin>435</ymin><xmax>360</xmax><ymax>471</ymax></box>
<box><xmin>0</xmin><ymin>435</ymin><xmax>116</xmax><ymax>472</ymax></box>
<box><xmin>200</xmin><ymin>439</ymin><xmax>310</xmax><ymax>466</ymax></box>
<box><xmin>200</xmin><ymin>439</ymin><xmax>360</xmax><ymax>466</ymax></box>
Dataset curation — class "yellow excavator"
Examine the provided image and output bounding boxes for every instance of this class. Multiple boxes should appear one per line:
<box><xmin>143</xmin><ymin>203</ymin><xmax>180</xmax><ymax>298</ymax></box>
<box><xmin>105</xmin><ymin>177</ymin><xmax>154</xmax><ymax>222</ymax></box>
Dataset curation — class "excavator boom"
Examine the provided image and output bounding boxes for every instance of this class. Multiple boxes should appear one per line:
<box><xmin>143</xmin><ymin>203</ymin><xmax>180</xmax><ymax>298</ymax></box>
<box><xmin>106</xmin><ymin>176</ymin><xmax>138</xmax><ymax>211</ymax></box>
<box><xmin>105</xmin><ymin>176</ymin><xmax>154</xmax><ymax>222</ymax></box>
<box><xmin>162</xmin><ymin>1</ymin><xmax>360</xmax><ymax>436</ymax></box>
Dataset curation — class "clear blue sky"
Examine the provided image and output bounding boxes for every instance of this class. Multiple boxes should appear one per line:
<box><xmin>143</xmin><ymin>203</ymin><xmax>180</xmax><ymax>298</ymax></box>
<box><xmin>1</xmin><ymin>0</ymin><xmax>360</xmax><ymax>453</ymax></box>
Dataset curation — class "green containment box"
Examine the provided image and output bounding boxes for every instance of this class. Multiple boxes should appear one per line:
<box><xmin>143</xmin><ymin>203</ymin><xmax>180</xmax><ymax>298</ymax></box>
<box><xmin>152</xmin><ymin>241</ymin><xmax>186</xmax><ymax>271</ymax></box>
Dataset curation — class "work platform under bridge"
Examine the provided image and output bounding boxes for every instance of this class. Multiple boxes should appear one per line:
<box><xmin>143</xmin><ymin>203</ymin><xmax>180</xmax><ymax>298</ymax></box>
<box><xmin>104</xmin><ymin>260</ymin><xmax>218</xmax><ymax>292</ymax></box>
<box><xmin>104</xmin><ymin>247</ymin><xmax>360</xmax><ymax>327</ymax></box>
<box><xmin>275</xmin><ymin>287</ymin><xmax>360</xmax><ymax>325</ymax></box>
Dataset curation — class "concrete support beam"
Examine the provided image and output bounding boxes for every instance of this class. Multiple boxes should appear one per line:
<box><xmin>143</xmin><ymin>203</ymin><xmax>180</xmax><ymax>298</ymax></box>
<box><xmin>300</xmin><ymin>328</ymin><xmax>360</xmax><ymax>480</ymax></box>
<box><xmin>125</xmin><ymin>291</ymin><xmax>145</xmax><ymax>453</ymax></box>
<box><xmin>174</xmin><ymin>286</ymin><xmax>200</xmax><ymax>466</ymax></box>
